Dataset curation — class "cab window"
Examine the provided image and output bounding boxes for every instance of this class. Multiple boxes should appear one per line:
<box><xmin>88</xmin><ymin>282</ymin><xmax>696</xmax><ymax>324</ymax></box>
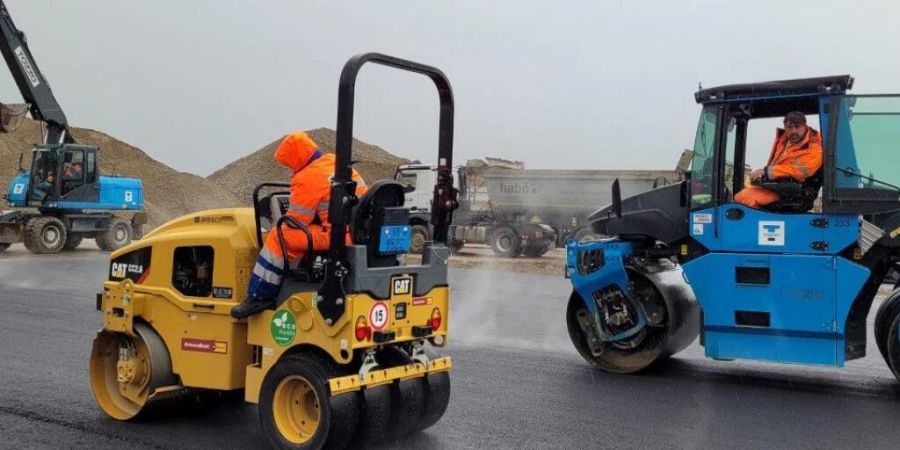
<box><xmin>835</xmin><ymin>95</ymin><xmax>900</xmax><ymax>191</ymax></box>
<box><xmin>172</xmin><ymin>246</ymin><xmax>214</xmax><ymax>297</ymax></box>
<box><xmin>690</xmin><ymin>105</ymin><xmax>719</xmax><ymax>208</ymax></box>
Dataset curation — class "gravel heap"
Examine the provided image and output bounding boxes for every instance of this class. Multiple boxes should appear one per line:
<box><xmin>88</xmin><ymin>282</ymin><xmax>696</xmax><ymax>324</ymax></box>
<box><xmin>0</xmin><ymin>119</ymin><xmax>243</xmax><ymax>229</ymax></box>
<box><xmin>208</xmin><ymin>128</ymin><xmax>410</xmax><ymax>203</ymax></box>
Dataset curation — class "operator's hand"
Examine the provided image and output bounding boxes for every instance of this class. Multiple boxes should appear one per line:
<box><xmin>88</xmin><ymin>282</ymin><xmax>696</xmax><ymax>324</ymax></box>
<box><xmin>750</xmin><ymin>168</ymin><xmax>765</xmax><ymax>183</ymax></box>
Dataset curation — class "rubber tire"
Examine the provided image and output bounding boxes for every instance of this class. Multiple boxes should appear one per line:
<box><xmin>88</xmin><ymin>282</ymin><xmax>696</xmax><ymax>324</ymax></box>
<box><xmin>874</xmin><ymin>288</ymin><xmax>900</xmax><ymax>363</ymax></box>
<box><xmin>63</xmin><ymin>234</ymin><xmax>83</xmax><ymax>251</ymax></box>
<box><xmin>259</xmin><ymin>353</ymin><xmax>359</xmax><ymax>450</ymax></box>
<box><xmin>410</xmin><ymin>225</ymin><xmax>430</xmax><ymax>254</ymax></box>
<box><xmin>490</xmin><ymin>227</ymin><xmax>521</xmax><ymax>258</ymax></box>
<box><xmin>23</xmin><ymin>216</ymin><xmax>67</xmax><ymax>254</ymax></box>
<box><xmin>521</xmin><ymin>240</ymin><xmax>551</xmax><ymax>258</ymax></box>
<box><xmin>414</xmin><ymin>369</ymin><xmax>451</xmax><ymax>433</ymax></box>
<box><xmin>97</xmin><ymin>217</ymin><xmax>132</xmax><ymax>252</ymax></box>
<box><xmin>885</xmin><ymin>314</ymin><xmax>900</xmax><ymax>382</ymax></box>
<box><xmin>447</xmin><ymin>240</ymin><xmax>463</xmax><ymax>254</ymax></box>
<box><xmin>0</xmin><ymin>243</ymin><xmax>8</xmax><ymax>252</ymax></box>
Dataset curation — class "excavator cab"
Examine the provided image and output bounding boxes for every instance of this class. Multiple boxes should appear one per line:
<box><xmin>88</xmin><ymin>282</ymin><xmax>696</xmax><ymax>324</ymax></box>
<box><xmin>566</xmin><ymin>75</ymin><xmax>900</xmax><ymax>384</ymax></box>
<box><xmin>23</xmin><ymin>144</ymin><xmax>100</xmax><ymax>204</ymax></box>
<box><xmin>90</xmin><ymin>53</ymin><xmax>458</xmax><ymax>450</ymax></box>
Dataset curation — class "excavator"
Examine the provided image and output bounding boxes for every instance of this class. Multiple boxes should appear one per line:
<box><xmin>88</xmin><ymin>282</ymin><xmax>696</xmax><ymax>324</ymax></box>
<box><xmin>0</xmin><ymin>0</ymin><xmax>144</xmax><ymax>254</ymax></box>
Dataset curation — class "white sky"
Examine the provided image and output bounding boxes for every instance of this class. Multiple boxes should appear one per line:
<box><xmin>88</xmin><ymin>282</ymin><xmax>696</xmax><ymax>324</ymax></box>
<box><xmin>0</xmin><ymin>0</ymin><xmax>897</xmax><ymax>175</ymax></box>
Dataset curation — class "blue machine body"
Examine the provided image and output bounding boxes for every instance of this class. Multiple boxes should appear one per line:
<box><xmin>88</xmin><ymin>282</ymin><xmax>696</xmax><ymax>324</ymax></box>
<box><xmin>5</xmin><ymin>173</ymin><xmax>143</xmax><ymax>211</ymax></box>
<box><xmin>683</xmin><ymin>206</ymin><xmax>868</xmax><ymax>366</ymax></box>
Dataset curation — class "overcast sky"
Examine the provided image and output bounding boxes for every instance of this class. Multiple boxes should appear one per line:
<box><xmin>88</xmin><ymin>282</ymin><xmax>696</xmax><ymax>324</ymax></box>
<box><xmin>0</xmin><ymin>1</ymin><xmax>896</xmax><ymax>175</ymax></box>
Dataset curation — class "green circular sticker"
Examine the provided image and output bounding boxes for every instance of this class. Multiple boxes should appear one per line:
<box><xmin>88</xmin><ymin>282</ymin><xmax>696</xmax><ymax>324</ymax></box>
<box><xmin>270</xmin><ymin>310</ymin><xmax>297</xmax><ymax>346</ymax></box>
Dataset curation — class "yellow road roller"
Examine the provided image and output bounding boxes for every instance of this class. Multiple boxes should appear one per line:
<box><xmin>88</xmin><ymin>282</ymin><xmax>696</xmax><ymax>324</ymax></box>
<box><xmin>89</xmin><ymin>53</ymin><xmax>459</xmax><ymax>449</ymax></box>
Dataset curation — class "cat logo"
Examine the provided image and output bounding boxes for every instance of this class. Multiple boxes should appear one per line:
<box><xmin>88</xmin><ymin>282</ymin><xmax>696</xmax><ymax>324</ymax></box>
<box><xmin>392</xmin><ymin>277</ymin><xmax>412</xmax><ymax>296</ymax></box>
<box><xmin>111</xmin><ymin>264</ymin><xmax>127</xmax><ymax>279</ymax></box>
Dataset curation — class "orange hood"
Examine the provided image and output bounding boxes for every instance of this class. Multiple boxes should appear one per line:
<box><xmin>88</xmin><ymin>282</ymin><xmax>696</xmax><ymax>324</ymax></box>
<box><xmin>274</xmin><ymin>131</ymin><xmax>322</xmax><ymax>172</ymax></box>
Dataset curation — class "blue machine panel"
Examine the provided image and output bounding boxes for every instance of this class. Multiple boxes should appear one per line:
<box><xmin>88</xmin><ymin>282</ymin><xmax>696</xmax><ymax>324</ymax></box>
<box><xmin>690</xmin><ymin>205</ymin><xmax>858</xmax><ymax>255</ymax></box>
<box><xmin>683</xmin><ymin>252</ymin><xmax>869</xmax><ymax>366</ymax></box>
<box><xmin>567</xmin><ymin>239</ymin><xmax>634</xmax><ymax>320</ymax></box>
<box><xmin>57</xmin><ymin>176</ymin><xmax>143</xmax><ymax>211</ymax></box>
<box><xmin>4</xmin><ymin>172</ymin><xmax>29</xmax><ymax>207</ymax></box>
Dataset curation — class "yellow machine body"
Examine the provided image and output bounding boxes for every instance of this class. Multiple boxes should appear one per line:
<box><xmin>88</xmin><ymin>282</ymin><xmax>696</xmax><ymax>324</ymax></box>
<box><xmin>95</xmin><ymin>208</ymin><xmax>450</xmax><ymax>405</ymax></box>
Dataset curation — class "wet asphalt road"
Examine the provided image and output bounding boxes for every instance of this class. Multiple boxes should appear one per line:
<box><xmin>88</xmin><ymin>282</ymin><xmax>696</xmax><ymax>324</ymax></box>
<box><xmin>1</xmin><ymin>247</ymin><xmax>900</xmax><ymax>450</ymax></box>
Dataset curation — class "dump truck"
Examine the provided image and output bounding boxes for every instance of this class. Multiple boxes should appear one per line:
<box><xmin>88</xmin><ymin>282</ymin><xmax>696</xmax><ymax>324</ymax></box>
<box><xmin>397</xmin><ymin>156</ymin><xmax>684</xmax><ymax>257</ymax></box>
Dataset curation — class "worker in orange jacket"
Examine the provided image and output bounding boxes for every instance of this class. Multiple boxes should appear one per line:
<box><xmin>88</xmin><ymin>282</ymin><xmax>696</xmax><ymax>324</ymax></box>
<box><xmin>734</xmin><ymin>111</ymin><xmax>823</xmax><ymax>209</ymax></box>
<box><xmin>231</xmin><ymin>131</ymin><xmax>368</xmax><ymax>319</ymax></box>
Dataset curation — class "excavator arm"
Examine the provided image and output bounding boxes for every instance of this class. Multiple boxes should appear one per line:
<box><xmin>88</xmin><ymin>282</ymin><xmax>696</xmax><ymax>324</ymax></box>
<box><xmin>0</xmin><ymin>0</ymin><xmax>69</xmax><ymax>143</ymax></box>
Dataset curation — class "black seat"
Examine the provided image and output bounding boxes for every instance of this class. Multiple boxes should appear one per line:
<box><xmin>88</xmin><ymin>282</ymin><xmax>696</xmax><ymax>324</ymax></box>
<box><xmin>758</xmin><ymin>167</ymin><xmax>823</xmax><ymax>213</ymax></box>
<box><xmin>351</xmin><ymin>180</ymin><xmax>410</xmax><ymax>268</ymax></box>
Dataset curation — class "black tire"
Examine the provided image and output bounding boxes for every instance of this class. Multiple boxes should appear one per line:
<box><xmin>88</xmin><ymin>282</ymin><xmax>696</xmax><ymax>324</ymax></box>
<box><xmin>521</xmin><ymin>240</ymin><xmax>551</xmax><ymax>258</ymax></box>
<box><xmin>489</xmin><ymin>227</ymin><xmax>520</xmax><ymax>258</ymax></box>
<box><xmin>885</xmin><ymin>313</ymin><xmax>900</xmax><ymax>382</ymax></box>
<box><xmin>874</xmin><ymin>288</ymin><xmax>900</xmax><ymax>363</ymax></box>
<box><xmin>414</xmin><ymin>363</ymin><xmax>451</xmax><ymax>433</ymax></box>
<box><xmin>259</xmin><ymin>353</ymin><xmax>359</xmax><ymax>450</ymax></box>
<box><xmin>0</xmin><ymin>243</ymin><xmax>9</xmax><ymax>252</ymax></box>
<box><xmin>63</xmin><ymin>234</ymin><xmax>83</xmax><ymax>251</ymax></box>
<box><xmin>97</xmin><ymin>217</ymin><xmax>132</xmax><ymax>252</ymax></box>
<box><xmin>447</xmin><ymin>240</ymin><xmax>463</xmax><ymax>254</ymax></box>
<box><xmin>23</xmin><ymin>216</ymin><xmax>67</xmax><ymax>254</ymax></box>
<box><xmin>410</xmin><ymin>225</ymin><xmax>430</xmax><ymax>254</ymax></box>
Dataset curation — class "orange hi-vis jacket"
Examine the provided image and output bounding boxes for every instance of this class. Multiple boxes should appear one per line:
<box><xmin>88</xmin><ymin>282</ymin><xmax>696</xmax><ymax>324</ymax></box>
<box><xmin>734</xmin><ymin>127</ymin><xmax>823</xmax><ymax>209</ymax></box>
<box><xmin>249</xmin><ymin>132</ymin><xmax>367</xmax><ymax>300</ymax></box>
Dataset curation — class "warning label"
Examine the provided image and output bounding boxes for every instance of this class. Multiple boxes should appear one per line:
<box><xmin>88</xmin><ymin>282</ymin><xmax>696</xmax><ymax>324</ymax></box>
<box><xmin>758</xmin><ymin>221</ymin><xmax>785</xmax><ymax>246</ymax></box>
<box><xmin>181</xmin><ymin>338</ymin><xmax>228</xmax><ymax>354</ymax></box>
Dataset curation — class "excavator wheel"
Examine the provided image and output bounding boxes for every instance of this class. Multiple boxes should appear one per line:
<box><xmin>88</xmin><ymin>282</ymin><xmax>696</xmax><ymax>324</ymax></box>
<box><xmin>259</xmin><ymin>353</ymin><xmax>359</xmax><ymax>450</ymax></box>
<box><xmin>566</xmin><ymin>267</ymin><xmax>699</xmax><ymax>374</ymax></box>
<box><xmin>89</xmin><ymin>322</ymin><xmax>179</xmax><ymax>420</ymax></box>
<box><xmin>874</xmin><ymin>288</ymin><xmax>900</xmax><ymax>363</ymax></box>
<box><xmin>97</xmin><ymin>217</ymin><xmax>133</xmax><ymax>252</ymax></box>
<box><xmin>23</xmin><ymin>216</ymin><xmax>67</xmax><ymax>254</ymax></box>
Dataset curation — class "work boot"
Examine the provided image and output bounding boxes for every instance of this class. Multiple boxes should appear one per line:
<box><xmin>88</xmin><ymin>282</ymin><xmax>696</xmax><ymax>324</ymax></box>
<box><xmin>230</xmin><ymin>295</ymin><xmax>275</xmax><ymax>319</ymax></box>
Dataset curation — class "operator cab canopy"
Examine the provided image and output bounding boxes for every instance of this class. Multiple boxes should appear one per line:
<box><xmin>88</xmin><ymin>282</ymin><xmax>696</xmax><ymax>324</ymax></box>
<box><xmin>690</xmin><ymin>74</ymin><xmax>900</xmax><ymax>216</ymax></box>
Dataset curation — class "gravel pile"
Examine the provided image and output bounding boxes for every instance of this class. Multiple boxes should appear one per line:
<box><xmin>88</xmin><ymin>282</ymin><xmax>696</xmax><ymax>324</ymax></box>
<box><xmin>208</xmin><ymin>128</ymin><xmax>410</xmax><ymax>203</ymax></box>
<box><xmin>0</xmin><ymin>119</ymin><xmax>243</xmax><ymax>229</ymax></box>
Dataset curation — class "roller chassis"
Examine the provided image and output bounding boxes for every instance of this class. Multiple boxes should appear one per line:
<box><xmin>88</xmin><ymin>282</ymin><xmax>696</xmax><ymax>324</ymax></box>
<box><xmin>566</xmin><ymin>75</ymin><xmax>900</xmax><ymax>380</ymax></box>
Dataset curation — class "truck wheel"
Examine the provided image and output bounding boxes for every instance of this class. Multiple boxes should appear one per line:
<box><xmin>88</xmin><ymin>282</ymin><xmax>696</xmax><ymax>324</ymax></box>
<box><xmin>447</xmin><ymin>240</ymin><xmax>463</xmax><ymax>254</ymax></box>
<box><xmin>490</xmin><ymin>227</ymin><xmax>520</xmax><ymax>258</ymax></box>
<box><xmin>97</xmin><ymin>218</ymin><xmax>132</xmax><ymax>251</ymax></box>
<box><xmin>259</xmin><ymin>353</ymin><xmax>359</xmax><ymax>450</ymax></box>
<box><xmin>63</xmin><ymin>234</ymin><xmax>83</xmax><ymax>251</ymax></box>
<box><xmin>0</xmin><ymin>243</ymin><xmax>9</xmax><ymax>252</ymax></box>
<box><xmin>410</xmin><ymin>225</ymin><xmax>430</xmax><ymax>254</ymax></box>
<box><xmin>23</xmin><ymin>216</ymin><xmax>67</xmax><ymax>254</ymax></box>
<box><xmin>521</xmin><ymin>241</ymin><xmax>550</xmax><ymax>258</ymax></box>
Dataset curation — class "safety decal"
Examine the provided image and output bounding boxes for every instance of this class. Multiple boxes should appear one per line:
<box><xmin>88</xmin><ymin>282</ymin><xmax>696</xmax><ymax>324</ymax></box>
<box><xmin>693</xmin><ymin>213</ymin><xmax>713</xmax><ymax>224</ymax></box>
<box><xmin>369</xmin><ymin>302</ymin><xmax>389</xmax><ymax>331</ymax></box>
<box><xmin>181</xmin><ymin>338</ymin><xmax>228</xmax><ymax>354</ymax></box>
<box><xmin>212</xmin><ymin>286</ymin><xmax>233</xmax><ymax>299</ymax></box>
<box><xmin>412</xmin><ymin>297</ymin><xmax>430</xmax><ymax>306</ymax></box>
<box><xmin>12</xmin><ymin>183</ymin><xmax>24</xmax><ymax>194</ymax></box>
<box><xmin>692</xmin><ymin>223</ymin><xmax>704</xmax><ymax>236</ymax></box>
<box><xmin>270</xmin><ymin>310</ymin><xmax>297</xmax><ymax>347</ymax></box>
<box><xmin>758</xmin><ymin>221</ymin><xmax>785</xmax><ymax>246</ymax></box>
<box><xmin>124</xmin><ymin>191</ymin><xmax>133</xmax><ymax>202</ymax></box>
<box><xmin>392</xmin><ymin>277</ymin><xmax>412</xmax><ymax>296</ymax></box>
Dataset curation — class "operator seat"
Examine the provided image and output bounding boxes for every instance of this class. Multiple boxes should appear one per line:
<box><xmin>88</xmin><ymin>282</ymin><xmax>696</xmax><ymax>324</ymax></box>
<box><xmin>351</xmin><ymin>180</ymin><xmax>410</xmax><ymax>268</ymax></box>
<box><xmin>758</xmin><ymin>167</ymin><xmax>823</xmax><ymax>213</ymax></box>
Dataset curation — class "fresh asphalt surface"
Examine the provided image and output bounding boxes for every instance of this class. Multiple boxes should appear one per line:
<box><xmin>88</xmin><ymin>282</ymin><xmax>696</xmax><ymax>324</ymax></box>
<box><xmin>2</xmin><ymin>246</ymin><xmax>900</xmax><ymax>450</ymax></box>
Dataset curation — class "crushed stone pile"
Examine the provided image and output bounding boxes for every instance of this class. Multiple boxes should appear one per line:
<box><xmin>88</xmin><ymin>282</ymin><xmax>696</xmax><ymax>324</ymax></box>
<box><xmin>208</xmin><ymin>128</ymin><xmax>410</xmax><ymax>203</ymax></box>
<box><xmin>0</xmin><ymin>119</ymin><xmax>243</xmax><ymax>229</ymax></box>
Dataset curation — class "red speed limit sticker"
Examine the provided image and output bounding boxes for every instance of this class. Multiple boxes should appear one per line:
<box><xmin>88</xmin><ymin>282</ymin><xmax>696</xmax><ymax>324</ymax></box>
<box><xmin>369</xmin><ymin>302</ymin><xmax>389</xmax><ymax>330</ymax></box>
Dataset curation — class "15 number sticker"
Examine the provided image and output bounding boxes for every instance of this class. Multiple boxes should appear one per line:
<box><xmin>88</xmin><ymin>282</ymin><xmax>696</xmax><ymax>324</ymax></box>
<box><xmin>369</xmin><ymin>302</ymin><xmax>389</xmax><ymax>330</ymax></box>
